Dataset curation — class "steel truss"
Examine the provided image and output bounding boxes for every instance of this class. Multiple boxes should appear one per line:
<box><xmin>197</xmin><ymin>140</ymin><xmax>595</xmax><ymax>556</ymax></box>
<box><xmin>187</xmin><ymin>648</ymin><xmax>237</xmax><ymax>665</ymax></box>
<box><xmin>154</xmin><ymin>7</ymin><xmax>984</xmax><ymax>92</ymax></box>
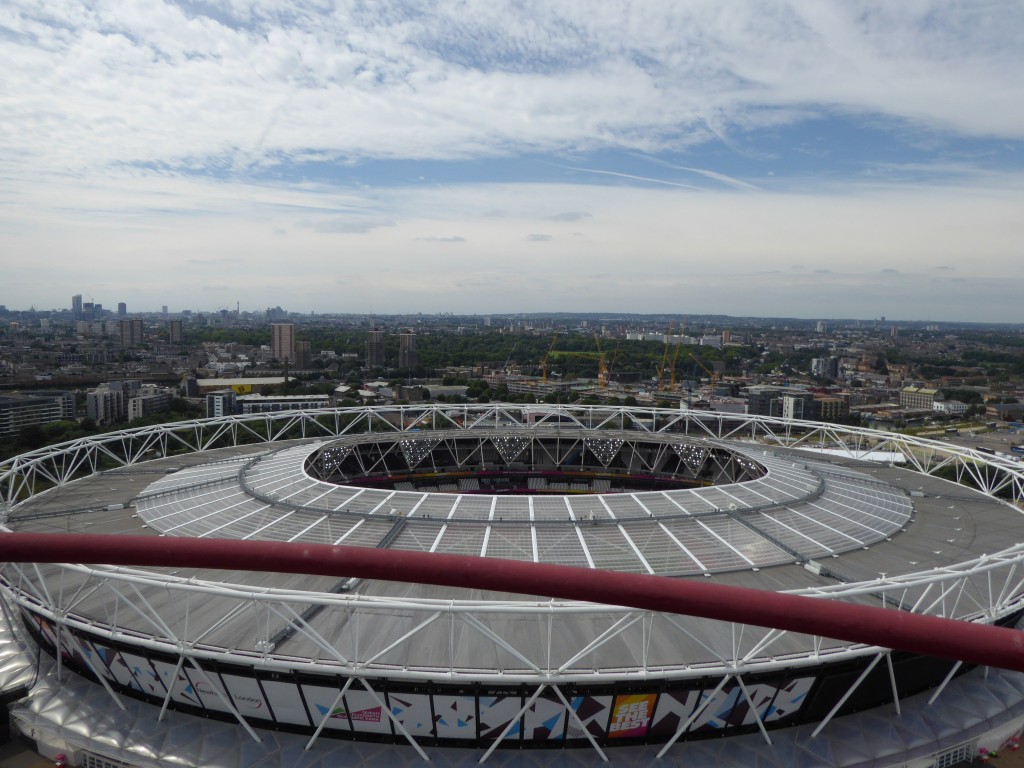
<box><xmin>2</xmin><ymin>405</ymin><xmax>1024</xmax><ymax>761</ymax></box>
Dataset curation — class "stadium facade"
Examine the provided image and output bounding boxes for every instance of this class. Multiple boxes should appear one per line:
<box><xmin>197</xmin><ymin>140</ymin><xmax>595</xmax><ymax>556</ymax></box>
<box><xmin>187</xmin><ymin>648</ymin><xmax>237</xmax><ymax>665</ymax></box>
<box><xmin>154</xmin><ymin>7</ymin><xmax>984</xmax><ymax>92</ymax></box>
<box><xmin>2</xmin><ymin>404</ymin><xmax>1024</xmax><ymax>767</ymax></box>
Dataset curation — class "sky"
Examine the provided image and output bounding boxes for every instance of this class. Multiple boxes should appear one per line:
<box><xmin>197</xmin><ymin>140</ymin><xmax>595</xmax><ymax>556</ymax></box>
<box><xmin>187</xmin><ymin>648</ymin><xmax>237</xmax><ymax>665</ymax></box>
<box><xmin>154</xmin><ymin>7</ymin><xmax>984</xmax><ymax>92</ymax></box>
<box><xmin>2</xmin><ymin>1</ymin><xmax>1023</xmax><ymax>322</ymax></box>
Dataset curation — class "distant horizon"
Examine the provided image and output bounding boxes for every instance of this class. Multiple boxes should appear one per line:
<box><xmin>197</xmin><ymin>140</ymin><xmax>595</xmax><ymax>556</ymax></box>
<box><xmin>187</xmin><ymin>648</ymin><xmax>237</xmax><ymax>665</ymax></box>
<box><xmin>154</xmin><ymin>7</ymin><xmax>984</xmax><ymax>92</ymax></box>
<box><xmin>3</xmin><ymin>302</ymin><xmax>1022</xmax><ymax>329</ymax></box>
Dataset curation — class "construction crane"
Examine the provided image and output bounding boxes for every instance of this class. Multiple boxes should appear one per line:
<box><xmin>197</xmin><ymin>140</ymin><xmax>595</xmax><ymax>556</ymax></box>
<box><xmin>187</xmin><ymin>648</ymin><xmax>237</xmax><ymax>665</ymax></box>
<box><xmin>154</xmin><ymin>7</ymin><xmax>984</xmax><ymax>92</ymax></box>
<box><xmin>593</xmin><ymin>334</ymin><xmax>609</xmax><ymax>388</ymax></box>
<box><xmin>667</xmin><ymin>317</ymin><xmax>688</xmax><ymax>390</ymax></box>
<box><xmin>549</xmin><ymin>351</ymin><xmax>607</xmax><ymax>384</ymax></box>
<box><xmin>688</xmin><ymin>352</ymin><xmax>720</xmax><ymax>403</ymax></box>
<box><xmin>659</xmin><ymin>321</ymin><xmax>675</xmax><ymax>391</ymax></box>
<box><xmin>544</xmin><ymin>334</ymin><xmax>608</xmax><ymax>387</ymax></box>
<box><xmin>603</xmin><ymin>342</ymin><xmax>621</xmax><ymax>389</ymax></box>
<box><xmin>540</xmin><ymin>334</ymin><xmax>559</xmax><ymax>383</ymax></box>
<box><xmin>502</xmin><ymin>342</ymin><xmax>517</xmax><ymax>374</ymax></box>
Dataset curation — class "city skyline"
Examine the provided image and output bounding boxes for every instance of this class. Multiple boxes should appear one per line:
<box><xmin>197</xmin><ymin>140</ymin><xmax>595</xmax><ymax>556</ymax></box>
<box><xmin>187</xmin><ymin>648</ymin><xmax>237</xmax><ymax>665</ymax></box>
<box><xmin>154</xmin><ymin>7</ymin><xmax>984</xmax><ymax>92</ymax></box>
<box><xmin>4</xmin><ymin>295</ymin><xmax>1024</xmax><ymax>328</ymax></box>
<box><xmin>2</xmin><ymin>2</ymin><xmax>1023</xmax><ymax>322</ymax></box>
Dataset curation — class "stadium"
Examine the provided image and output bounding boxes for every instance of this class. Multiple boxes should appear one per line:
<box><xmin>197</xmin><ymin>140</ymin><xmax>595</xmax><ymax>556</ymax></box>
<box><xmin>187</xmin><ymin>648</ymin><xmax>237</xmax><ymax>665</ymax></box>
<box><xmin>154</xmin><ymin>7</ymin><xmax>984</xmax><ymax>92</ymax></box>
<box><xmin>2</xmin><ymin>403</ymin><xmax>1024</xmax><ymax>767</ymax></box>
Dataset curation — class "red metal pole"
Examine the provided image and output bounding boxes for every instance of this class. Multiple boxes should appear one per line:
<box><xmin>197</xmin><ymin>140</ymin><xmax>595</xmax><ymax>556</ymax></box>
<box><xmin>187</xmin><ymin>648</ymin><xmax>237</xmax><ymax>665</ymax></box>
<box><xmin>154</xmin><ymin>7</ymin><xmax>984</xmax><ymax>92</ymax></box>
<box><xmin>2</xmin><ymin>532</ymin><xmax>1023</xmax><ymax>671</ymax></box>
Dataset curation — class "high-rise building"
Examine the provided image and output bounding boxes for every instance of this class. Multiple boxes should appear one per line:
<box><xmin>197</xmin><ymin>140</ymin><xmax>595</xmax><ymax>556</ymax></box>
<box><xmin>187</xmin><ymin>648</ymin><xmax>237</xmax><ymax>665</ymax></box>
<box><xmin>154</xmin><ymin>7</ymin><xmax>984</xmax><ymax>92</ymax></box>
<box><xmin>119</xmin><ymin>318</ymin><xmax>144</xmax><ymax>347</ymax></box>
<box><xmin>399</xmin><ymin>329</ymin><xmax>417</xmax><ymax>369</ymax></box>
<box><xmin>169</xmin><ymin>320</ymin><xmax>183</xmax><ymax>345</ymax></box>
<box><xmin>162</xmin><ymin>305</ymin><xmax>168</xmax><ymax>316</ymax></box>
<box><xmin>117</xmin><ymin>302</ymin><xmax>127</xmax><ymax>317</ymax></box>
<box><xmin>810</xmin><ymin>356</ymin><xmax>840</xmax><ymax>381</ymax></box>
<box><xmin>294</xmin><ymin>340</ymin><xmax>312</xmax><ymax>369</ymax></box>
<box><xmin>366</xmin><ymin>328</ymin><xmax>385</xmax><ymax>368</ymax></box>
<box><xmin>271</xmin><ymin>323</ymin><xmax>296</xmax><ymax>363</ymax></box>
<box><xmin>72</xmin><ymin>294</ymin><xmax>83</xmax><ymax>320</ymax></box>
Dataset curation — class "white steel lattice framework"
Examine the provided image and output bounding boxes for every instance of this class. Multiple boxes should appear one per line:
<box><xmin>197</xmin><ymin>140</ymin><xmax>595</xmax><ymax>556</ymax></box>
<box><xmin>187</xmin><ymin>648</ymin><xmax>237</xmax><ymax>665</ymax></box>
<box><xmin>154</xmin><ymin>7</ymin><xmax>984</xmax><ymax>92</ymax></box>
<box><xmin>2</xmin><ymin>404</ymin><xmax>1024</xmax><ymax>761</ymax></box>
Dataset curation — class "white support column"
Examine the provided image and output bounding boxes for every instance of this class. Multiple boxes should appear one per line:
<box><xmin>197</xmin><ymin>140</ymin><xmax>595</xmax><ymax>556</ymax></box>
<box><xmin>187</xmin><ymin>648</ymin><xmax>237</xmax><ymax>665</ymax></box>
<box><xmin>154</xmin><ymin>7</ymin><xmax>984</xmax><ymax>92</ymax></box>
<box><xmin>551</xmin><ymin>684</ymin><xmax>608</xmax><ymax>762</ymax></box>
<box><xmin>479</xmin><ymin>684</ymin><xmax>547</xmax><ymax>764</ymax></box>
<box><xmin>185</xmin><ymin>656</ymin><xmax>263</xmax><ymax>743</ymax></box>
<box><xmin>54</xmin><ymin>621</ymin><xmax>63</xmax><ymax>682</ymax></box>
<box><xmin>358</xmin><ymin>677</ymin><xmax>430</xmax><ymax>762</ymax></box>
<box><xmin>305</xmin><ymin>676</ymin><xmax>354</xmax><ymax>750</ymax></box>
<box><xmin>735</xmin><ymin>676</ymin><xmax>771</xmax><ymax>746</ymax></box>
<box><xmin>811</xmin><ymin>653</ymin><xmax>884</xmax><ymax>738</ymax></box>
<box><xmin>157</xmin><ymin>656</ymin><xmax>185</xmax><ymax>721</ymax></box>
<box><xmin>928</xmin><ymin>660</ymin><xmax>963</xmax><ymax>706</ymax></box>
<box><xmin>657</xmin><ymin>674</ymin><xmax>733</xmax><ymax>759</ymax></box>
<box><xmin>885</xmin><ymin>652</ymin><xmax>902</xmax><ymax>716</ymax></box>
<box><xmin>74</xmin><ymin>637</ymin><xmax>127</xmax><ymax>712</ymax></box>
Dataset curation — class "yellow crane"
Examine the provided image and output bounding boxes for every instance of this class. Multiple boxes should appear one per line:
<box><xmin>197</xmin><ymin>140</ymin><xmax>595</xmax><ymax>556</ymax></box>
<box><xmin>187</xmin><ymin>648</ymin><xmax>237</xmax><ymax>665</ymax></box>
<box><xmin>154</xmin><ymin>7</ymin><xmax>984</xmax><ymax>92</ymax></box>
<box><xmin>688</xmin><ymin>352</ymin><xmax>720</xmax><ymax>402</ymax></box>
<box><xmin>540</xmin><ymin>334</ymin><xmax>559</xmax><ymax>383</ymax></box>
<box><xmin>656</xmin><ymin>321</ymin><xmax>674</xmax><ymax>391</ymax></box>
<box><xmin>544</xmin><ymin>333</ymin><xmax>608</xmax><ymax>387</ymax></box>
<box><xmin>599</xmin><ymin>339</ymin><xmax>620</xmax><ymax>390</ymax></box>
<box><xmin>667</xmin><ymin>317</ymin><xmax>688</xmax><ymax>390</ymax></box>
<box><xmin>593</xmin><ymin>334</ymin><xmax>610</xmax><ymax>388</ymax></box>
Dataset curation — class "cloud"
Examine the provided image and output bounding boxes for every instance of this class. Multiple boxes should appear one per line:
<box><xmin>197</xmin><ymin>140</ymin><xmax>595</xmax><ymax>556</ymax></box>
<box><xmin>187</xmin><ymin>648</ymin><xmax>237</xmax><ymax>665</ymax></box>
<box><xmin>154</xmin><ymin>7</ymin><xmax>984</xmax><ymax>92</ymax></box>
<box><xmin>560</xmin><ymin>166</ymin><xmax>702</xmax><ymax>190</ymax></box>
<box><xmin>187</xmin><ymin>257</ymin><xmax>242</xmax><ymax>266</ymax></box>
<box><xmin>546</xmin><ymin>211</ymin><xmax>591</xmax><ymax>222</ymax></box>
<box><xmin>2</xmin><ymin>2</ymin><xmax>1024</xmax><ymax>323</ymax></box>
<box><xmin>304</xmin><ymin>218</ymin><xmax>396</xmax><ymax>234</ymax></box>
<box><xmin>6</xmin><ymin>1</ymin><xmax>1023</xmax><ymax>185</ymax></box>
<box><xmin>637</xmin><ymin>156</ymin><xmax>760</xmax><ymax>190</ymax></box>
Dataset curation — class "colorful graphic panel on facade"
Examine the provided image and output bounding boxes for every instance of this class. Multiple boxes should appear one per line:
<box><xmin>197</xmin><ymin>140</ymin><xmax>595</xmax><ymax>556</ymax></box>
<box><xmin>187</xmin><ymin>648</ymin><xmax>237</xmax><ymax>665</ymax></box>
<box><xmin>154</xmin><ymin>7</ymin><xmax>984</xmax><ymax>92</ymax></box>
<box><xmin>432</xmin><ymin>695</ymin><xmax>477</xmax><ymax>739</ymax></box>
<box><xmin>524</xmin><ymin>694</ymin><xmax>568</xmax><ymax>741</ymax></box>
<box><xmin>121</xmin><ymin>651</ymin><xmax>165</xmax><ymax>700</ymax></box>
<box><xmin>690</xmin><ymin>685</ymin><xmax>741</xmax><ymax>731</ymax></box>
<box><xmin>84</xmin><ymin>640</ymin><xmax>140</xmax><ymax>692</ymax></box>
<box><xmin>145</xmin><ymin>663</ymin><xmax>202</xmax><ymax>708</ymax></box>
<box><xmin>389</xmin><ymin>692</ymin><xmax>435</xmax><ymax>737</ymax></box>
<box><xmin>342</xmin><ymin>689</ymin><xmax>393</xmax><ymax>735</ymax></box>
<box><xmin>478</xmin><ymin>694</ymin><xmax>524</xmax><ymax>741</ymax></box>
<box><xmin>301</xmin><ymin>685</ymin><xmax>352</xmax><ymax>732</ymax></box>
<box><xmin>763</xmin><ymin>677</ymin><xmax>813</xmax><ymax>722</ymax></box>
<box><xmin>566</xmin><ymin>695</ymin><xmax>613</xmax><ymax>740</ymax></box>
<box><xmin>608</xmin><ymin>693</ymin><xmax>658</xmax><ymax>739</ymax></box>
<box><xmin>648</xmin><ymin>689</ymin><xmax>700</xmax><ymax>737</ymax></box>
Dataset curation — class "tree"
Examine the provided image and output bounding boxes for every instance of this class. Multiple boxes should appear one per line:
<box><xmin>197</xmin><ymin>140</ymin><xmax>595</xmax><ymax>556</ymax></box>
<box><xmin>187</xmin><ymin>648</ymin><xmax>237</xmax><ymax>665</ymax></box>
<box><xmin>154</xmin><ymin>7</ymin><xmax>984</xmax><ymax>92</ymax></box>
<box><xmin>17</xmin><ymin>424</ymin><xmax>46</xmax><ymax>451</ymax></box>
